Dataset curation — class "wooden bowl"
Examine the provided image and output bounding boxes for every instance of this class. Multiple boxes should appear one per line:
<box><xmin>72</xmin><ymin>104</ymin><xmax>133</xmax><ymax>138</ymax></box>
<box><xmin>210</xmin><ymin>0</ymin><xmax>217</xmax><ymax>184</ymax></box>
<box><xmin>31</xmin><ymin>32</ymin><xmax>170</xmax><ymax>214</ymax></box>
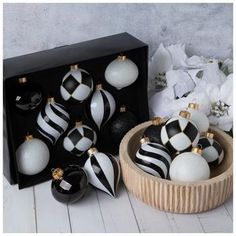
<box><xmin>119</xmin><ymin>121</ymin><xmax>233</xmax><ymax>213</ymax></box>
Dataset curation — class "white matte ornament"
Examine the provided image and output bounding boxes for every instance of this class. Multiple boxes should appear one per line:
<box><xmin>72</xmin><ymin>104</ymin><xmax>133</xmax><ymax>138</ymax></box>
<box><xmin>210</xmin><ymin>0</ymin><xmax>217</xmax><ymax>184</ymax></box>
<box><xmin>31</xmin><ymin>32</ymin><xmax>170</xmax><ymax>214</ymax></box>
<box><xmin>16</xmin><ymin>135</ymin><xmax>50</xmax><ymax>175</ymax></box>
<box><xmin>187</xmin><ymin>103</ymin><xmax>209</xmax><ymax>133</ymax></box>
<box><xmin>169</xmin><ymin>148</ymin><xmax>210</xmax><ymax>182</ymax></box>
<box><xmin>105</xmin><ymin>55</ymin><xmax>139</xmax><ymax>90</ymax></box>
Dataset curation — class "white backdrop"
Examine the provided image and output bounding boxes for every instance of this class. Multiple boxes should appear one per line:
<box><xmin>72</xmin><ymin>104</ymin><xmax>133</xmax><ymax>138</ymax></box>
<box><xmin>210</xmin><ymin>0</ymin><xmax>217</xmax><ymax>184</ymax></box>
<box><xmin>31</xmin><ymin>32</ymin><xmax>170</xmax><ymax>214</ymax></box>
<box><xmin>3</xmin><ymin>3</ymin><xmax>233</xmax><ymax>59</ymax></box>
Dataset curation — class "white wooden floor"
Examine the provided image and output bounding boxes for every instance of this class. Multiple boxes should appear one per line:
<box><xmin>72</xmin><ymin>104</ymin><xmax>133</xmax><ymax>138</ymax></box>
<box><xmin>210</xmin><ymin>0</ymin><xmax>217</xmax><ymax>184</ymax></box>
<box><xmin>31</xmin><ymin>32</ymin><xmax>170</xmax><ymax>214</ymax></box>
<box><xmin>3</xmin><ymin>176</ymin><xmax>233</xmax><ymax>233</ymax></box>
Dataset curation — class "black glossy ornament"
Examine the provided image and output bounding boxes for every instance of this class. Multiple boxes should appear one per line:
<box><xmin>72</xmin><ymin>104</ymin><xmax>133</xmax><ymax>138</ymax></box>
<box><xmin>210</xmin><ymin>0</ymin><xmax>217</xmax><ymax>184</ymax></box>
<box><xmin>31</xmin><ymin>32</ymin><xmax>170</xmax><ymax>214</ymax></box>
<box><xmin>13</xmin><ymin>77</ymin><xmax>42</xmax><ymax>112</ymax></box>
<box><xmin>143</xmin><ymin>117</ymin><xmax>165</xmax><ymax>144</ymax></box>
<box><xmin>51</xmin><ymin>165</ymin><xmax>88</xmax><ymax>204</ymax></box>
<box><xmin>110</xmin><ymin>106</ymin><xmax>137</xmax><ymax>152</ymax></box>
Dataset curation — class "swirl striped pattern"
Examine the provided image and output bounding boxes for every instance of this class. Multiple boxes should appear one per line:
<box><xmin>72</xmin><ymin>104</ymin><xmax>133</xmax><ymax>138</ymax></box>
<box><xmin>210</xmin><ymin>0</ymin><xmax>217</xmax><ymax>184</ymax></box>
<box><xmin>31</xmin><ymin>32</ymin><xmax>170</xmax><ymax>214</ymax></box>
<box><xmin>37</xmin><ymin>102</ymin><xmax>70</xmax><ymax>144</ymax></box>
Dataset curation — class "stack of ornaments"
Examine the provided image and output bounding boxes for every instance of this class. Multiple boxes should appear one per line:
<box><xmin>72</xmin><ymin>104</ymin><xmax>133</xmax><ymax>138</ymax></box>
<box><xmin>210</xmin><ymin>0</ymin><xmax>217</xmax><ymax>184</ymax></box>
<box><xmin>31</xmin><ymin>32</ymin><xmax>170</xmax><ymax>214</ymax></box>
<box><xmin>13</xmin><ymin>55</ymin><xmax>140</xmax><ymax>203</ymax></box>
<box><xmin>135</xmin><ymin>103</ymin><xmax>224</xmax><ymax>182</ymax></box>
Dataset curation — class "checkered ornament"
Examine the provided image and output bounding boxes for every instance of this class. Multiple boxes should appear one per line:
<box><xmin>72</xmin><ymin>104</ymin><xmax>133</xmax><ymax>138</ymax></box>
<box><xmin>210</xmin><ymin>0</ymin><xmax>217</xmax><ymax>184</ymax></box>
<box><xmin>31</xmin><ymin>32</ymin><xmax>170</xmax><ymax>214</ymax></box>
<box><xmin>63</xmin><ymin>124</ymin><xmax>97</xmax><ymax>156</ymax></box>
<box><xmin>198</xmin><ymin>137</ymin><xmax>224</xmax><ymax>166</ymax></box>
<box><xmin>60</xmin><ymin>68</ymin><xmax>93</xmax><ymax>102</ymax></box>
<box><xmin>161</xmin><ymin>116</ymin><xmax>199</xmax><ymax>154</ymax></box>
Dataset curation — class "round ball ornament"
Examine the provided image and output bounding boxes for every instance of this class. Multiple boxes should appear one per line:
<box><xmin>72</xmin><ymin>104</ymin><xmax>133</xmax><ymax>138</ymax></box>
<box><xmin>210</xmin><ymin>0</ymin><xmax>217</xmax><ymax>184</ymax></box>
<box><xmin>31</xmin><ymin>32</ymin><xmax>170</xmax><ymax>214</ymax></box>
<box><xmin>161</xmin><ymin>111</ymin><xmax>200</xmax><ymax>154</ymax></box>
<box><xmin>105</xmin><ymin>55</ymin><xmax>139</xmax><ymax>90</ymax></box>
<box><xmin>16</xmin><ymin>134</ymin><xmax>50</xmax><ymax>175</ymax></box>
<box><xmin>13</xmin><ymin>77</ymin><xmax>42</xmax><ymax>112</ymax></box>
<box><xmin>135</xmin><ymin>137</ymin><xmax>171</xmax><ymax>179</ymax></box>
<box><xmin>84</xmin><ymin>148</ymin><xmax>120</xmax><ymax>197</ymax></box>
<box><xmin>198</xmin><ymin>132</ymin><xmax>224</xmax><ymax>166</ymax></box>
<box><xmin>143</xmin><ymin>117</ymin><xmax>165</xmax><ymax>144</ymax></box>
<box><xmin>63</xmin><ymin>121</ymin><xmax>97</xmax><ymax>157</ymax></box>
<box><xmin>60</xmin><ymin>64</ymin><xmax>93</xmax><ymax>102</ymax></box>
<box><xmin>37</xmin><ymin>97</ymin><xmax>70</xmax><ymax>144</ymax></box>
<box><xmin>89</xmin><ymin>84</ymin><xmax>116</xmax><ymax>129</ymax></box>
<box><xmin>51</xmin><ymin>165</ymin><xmax>88</xmax><ymax>204</ymax></box>
<box><xmin>110</xmin><ymin>106</ymin><xmax>137</xmax><ymax>150</ymax></box>
<box><xmin>169</xmin><ymin>147</ymin><xmax>210</xmax><ymax>182</ymax></box>
<box><xmin>186</xmin><ymin>103</ymin><xmax>209</xmax><ymax>133</ymax></box>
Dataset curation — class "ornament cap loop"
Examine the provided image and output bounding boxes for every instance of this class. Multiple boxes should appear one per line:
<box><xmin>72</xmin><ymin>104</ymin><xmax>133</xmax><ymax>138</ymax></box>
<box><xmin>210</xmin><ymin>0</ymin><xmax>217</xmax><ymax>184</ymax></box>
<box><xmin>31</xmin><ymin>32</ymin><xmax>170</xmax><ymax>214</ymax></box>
<box><xmin>206</xmin><ymin>132</ymin><xmax>214</xmax><ymax>139</ymax></box>
<box><xmin>151</xmin><ymin>117</ymin><xmax>164</xmax><ymax>126</ymax></box>
<box><xmin>179</xmin><ymin>110</ymin><xmax>191</xmax><ymax>119</ymax></box>
<box><xmin>96</xmin><ymin>84</ymin><xmax>103</xmax><ymax>90</ymax></box>
<box><xmin>52</xmin><ymin>168</ymin><xmax>64</xmax><ymax>180</ymax></box>
<box><xmin>188</xmin><ymin>103</ymin><xmax>199</xmax><ymax>110</ymax></box>
<box><xmin>140</xmin><ymin>137</ymin><xmax>150</xmax><ymax>144</ymax></box>
<box><xmin>191</xmin><ymin>147</ymin><xmax>203</xmax><ymax>155</ymax></box>
<box><xmin>118</xmin><ymin>55</ymin><xmax>127</xmax><ymax>61</ymax></box>
<box><xmin>19</xmin><ymin>77</ymin><xmax>27</xmax><ymax>83</ymax></box>
<box><xmin>70</xmin><ymin>64</ymin><xmax>79</xmax><ymax>70</ymax></box>
<box><xmin>25</xmin><ymin>134</ymin><xmax>33</xmax><ymax>141</ymax></box>
<box><xmin>75</xmin><ymin>121</ymin><xmax>83</xmax><ymax>127</ymax></box>
<box><xmin>47</xmin><ymin>97</ymin><xmax>55</xmax><ymax>103</ymax></box>
<box><xmin>120</xmin><ymin>105</ymin><xmax>126</xmax><ymax>113</ymax></box>
<box><xmin>87</xmin><ymin>147</ymin><xmax>98</xmax><ymax>156</ymax></box>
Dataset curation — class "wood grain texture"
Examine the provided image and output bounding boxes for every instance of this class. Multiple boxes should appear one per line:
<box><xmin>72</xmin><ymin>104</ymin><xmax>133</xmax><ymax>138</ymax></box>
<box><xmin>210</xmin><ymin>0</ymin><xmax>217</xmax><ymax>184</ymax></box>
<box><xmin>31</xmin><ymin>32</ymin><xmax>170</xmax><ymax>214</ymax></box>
<box><xmin>120</xmin><ymin>121</ymin><xmax>233</xmax><ymax>214</ymax></box>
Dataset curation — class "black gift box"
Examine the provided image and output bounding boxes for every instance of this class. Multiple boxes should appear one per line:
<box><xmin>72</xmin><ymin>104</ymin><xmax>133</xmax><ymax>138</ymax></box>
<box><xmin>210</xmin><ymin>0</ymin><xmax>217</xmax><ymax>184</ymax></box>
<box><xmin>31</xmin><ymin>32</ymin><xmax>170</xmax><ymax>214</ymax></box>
<box><xmin>3</xmin><ymin>32</ymin><xmax>149</xmax><ymax>189</ymax></box>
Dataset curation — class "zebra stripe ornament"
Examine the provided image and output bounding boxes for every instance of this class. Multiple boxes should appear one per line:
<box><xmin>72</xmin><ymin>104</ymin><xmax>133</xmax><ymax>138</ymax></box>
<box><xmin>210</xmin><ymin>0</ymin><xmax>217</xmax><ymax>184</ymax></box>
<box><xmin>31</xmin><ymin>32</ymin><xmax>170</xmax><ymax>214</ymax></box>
<box><xmin>84</xmin><ymin>148</ymin><xmax>120</xmax><ymax>197</ymax></box>
<box><xmin>63</xmin><ymin>121</ymin><xmax>97</xmax><ymax>157</ymax></box>
<box><xmin>135</xmin><ymin>137</ymin><xmax>171</xmax><ymax>179</ymax></box>
<box><xmin>161</xmin><ymin>111</ymin><xmax>200</xmax><ymax>154</ymax></box>
<box><xmin>37</xmin><ymin>97</ymin><xmax>70</xmax><ymax>144</ymax></box>
<box><xmin>89</xmin><ymin>84</ymin><xmax>116</xmax><ymax>129</ymax></box>
<box><xmin>60</xmin><ymin>64</ymin><xmax>93</xmax><ymax>102</ymax></box>
<box><xmin>198</xmin><ymin>132</ymin><xmax>224</xmax><ymax>166</ymax></box>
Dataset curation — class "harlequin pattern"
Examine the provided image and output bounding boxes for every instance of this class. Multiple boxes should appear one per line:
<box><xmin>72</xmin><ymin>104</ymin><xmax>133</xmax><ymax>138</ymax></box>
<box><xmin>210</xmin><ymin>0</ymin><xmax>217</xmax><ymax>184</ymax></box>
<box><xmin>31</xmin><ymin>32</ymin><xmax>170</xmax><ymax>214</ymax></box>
<box><xmin>198</xmin><ymin>137</ymin><xmax>224</xmax><ymax>166</ymax></box>
<box><xmin>161</xmin><ymin>116</ymin><xmax>199</xmax><ymax>154</ymax></box>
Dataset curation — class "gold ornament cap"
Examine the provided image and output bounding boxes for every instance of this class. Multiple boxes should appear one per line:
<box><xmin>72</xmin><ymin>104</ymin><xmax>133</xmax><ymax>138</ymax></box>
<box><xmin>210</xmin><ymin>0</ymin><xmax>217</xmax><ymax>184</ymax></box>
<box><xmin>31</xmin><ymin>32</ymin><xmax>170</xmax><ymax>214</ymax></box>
<box><xmin>75</xmin><ymin>121</ymin><xmax>83</xmax><ymax>127</ymax></box>
<box><xmin>206</xmin><ymin>131</ymin><xmax>214</xmax><ymax>139</ymax></box>
<box><xmin>52</xmin><ymin>168</ymin><xmax>64</xmax><ymax>180</ymax></box>
<box><xmin>70</xmin><ymin>64</ymin><xmax>79</xmax><ymax>70</ymax></box>
<box><xmin>18</xmin><ymin>77</ymin><xmax>27</xmax><ymax>83</ymax></box>
<box><xmin>140</xmin><ymin>137</ymin><xmax>150</xmax><ymax>144</ymax></box>
<box><xmin>188</xmin><ymin>103</ymin><xmax>199</xmax><ymax>110</ymax></box>
<box><xmin>25</xmin><ymin>134</ymin><xmax>33</xmax><ymax>141</ymax></box>
<box><xmin>179</xmin><ymin>110</ymin><xmax>191</xmax><ymax>119</ymax></box>
<box><xmin>96</xmin><ymin>84</ymin><xmax>103</xmax><ymax>90</ymax></box>
<box><xmin>87</xmin><ymin>147</ymin><xmax>98</xmax><ymax>156</ymax></box>
<box><xmin>118</xmin><ymin>55</ymin><xmax>127</xmax><ymax>61</ymax></box>
<box><xmin>47</xmin><ymin>97</ymin><xmax>55</xmax><ymax>103</ymax></box>
<box><xmin>151</xmin><ymin>117</ymin><xmax>164</xmax><ymax>126</ymax></box>
<box><xmin>120</xmin><ymin>105</ymin><xmax>126</xmax><ymax>113</ymax></box>
<box><xmin>191</xmin><ymin>147</ymin><xmax>203</xmax><ymax>155</ymax></box>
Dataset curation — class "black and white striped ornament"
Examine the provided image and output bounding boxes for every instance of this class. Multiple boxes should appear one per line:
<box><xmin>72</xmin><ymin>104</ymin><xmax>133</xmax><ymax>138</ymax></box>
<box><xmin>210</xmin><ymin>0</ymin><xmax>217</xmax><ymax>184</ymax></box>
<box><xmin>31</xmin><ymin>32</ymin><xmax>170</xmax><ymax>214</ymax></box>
<box><xmin>161</xmin><ymin>111</ymin><xmax>200</xmax><ymax>154</ymax></box>
<box><xmin>63</xmin><ymin>121</ymin><xmax>97</xmax><ymax>157</ymax></box>
<box><xmin>89</xmin><ymin>84</ymin><xmax>116</xmax><ymax>129</ymax></box>
<box><xmin>198</xmin><ymin>132</ymin><xmax>224</xmax><ymax>166</ymax></box>
<box><xmin>135</xmin><ymin>137</ymin><xmax>171</xmax><ymax>179</ymax></box>
<box><xmin>60</xmin><ymin>65</ymin><xmax>93</xmax><ymax>102</ymax></box>
<box><xmin>84</xmin><ymin>148</ymin><xmax>120</xmax><ymax>197</ymax></box>
<box><xmin>37</xmin><ymin>97</ymin><xmax>70</xmax><ymax>144</ymax></box>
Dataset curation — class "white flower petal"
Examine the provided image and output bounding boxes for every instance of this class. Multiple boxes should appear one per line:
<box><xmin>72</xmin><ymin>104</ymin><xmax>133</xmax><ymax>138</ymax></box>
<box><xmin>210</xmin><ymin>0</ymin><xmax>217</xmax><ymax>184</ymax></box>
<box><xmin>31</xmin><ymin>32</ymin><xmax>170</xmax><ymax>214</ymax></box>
<box><xmin>219</xmin><ymin>73</ymin><xmax>233</xmax><ymax>105</ymax></box>
<box><xmin>186</xmin><ymin>55</ymin><xmax>208</xmax><ymax>68</ymax></box>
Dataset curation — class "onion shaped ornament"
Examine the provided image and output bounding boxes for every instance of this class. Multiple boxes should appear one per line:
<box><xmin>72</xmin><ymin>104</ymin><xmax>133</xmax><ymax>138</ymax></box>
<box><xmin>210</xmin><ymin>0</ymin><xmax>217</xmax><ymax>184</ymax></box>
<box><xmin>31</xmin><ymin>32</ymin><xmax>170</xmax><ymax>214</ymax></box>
<box><xmin>89</xmin><ymin>84</ymin><xmax>116</xmax><ymax>129</ymax></box>
<box><xmin>143</xmin><ymin>117</ymin><xmax>165</xmax><ymax>144</ymax></box>
<box><xmin>135</xmin><ymin>137</ymin><xmax>171</xmax><ymax>179</ymax></box>
<box><xmin>198</xmin><ymin>131</ymin><xmax>224</xmax><ymax>166</ymax></box>
<box><xmin>13</xmin><ymin>77</ymin><xmax>42</xmax><ymax>112</ymax></box>
<box><xmin>105</xmin><ymin>55</ymin><xmax>139</xmax><ymax>90</ymax></box>
<box><xmin>161</xmin><ymin>111</ymin><xmax>200</xmax><ymax>154</ymax></box>
<box><xmin>169</xmin><ymin>147</ymin><xmax>210</xmax><ymax>182</ymax></box>
<box><xmin>51</xmin><ymin>166</ymin><xmax>88</xmax><ymax>203</ymax></box>
<box><xmin>63</xmin><ymin>121</ymin><xmax>97</xmax><ymax>157</ymax></box>
<box><xmin>60</xmin><ymin>64</ymin><xmax>93</xmax><ymax>102</ymax></box>
<box><xmin>16</xmin><ymin>134</ymin><xmax>50</xmax><ymax>175</ymax></box>
<box><xmin>84</xmin><ymin>148</ymin><xmax>120</xmax><ymax>197</ymax></box>
<box><xmin>37</xmin><ymin>97</ymin><xmax>70</xmax><ymax>144</ymax></box>
<box><xmin>186</xmin><ymin>103</ymin><xmax>209</xmax><ymax>133</ymax></box>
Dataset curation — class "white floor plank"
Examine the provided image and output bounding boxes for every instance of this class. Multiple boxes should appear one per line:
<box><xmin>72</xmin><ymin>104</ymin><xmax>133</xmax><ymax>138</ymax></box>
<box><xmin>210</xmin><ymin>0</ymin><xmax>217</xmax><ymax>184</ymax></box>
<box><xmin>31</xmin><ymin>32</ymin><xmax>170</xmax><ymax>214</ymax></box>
<box><xmin>34</xmin><ymin>181</ymin><xmax>71</xmax><ymax>233</ymax></box>
<box><xmin>197</xmin><ymin>203</ymin><xmax>233</xmax><ymax>233</ymax></box>
<box><xmin>97</xmin><ymin>184</ymin><xmax>140</xmax><ymax>233</ymax></box>
<box><xmin>224</xmin><ymin>195</ymin><xmax>233</xmax><ymax>220</ymax></box>
<box><xmin>68</xmin><ymin>187</ymin><xmax>105</xmax><ymax>233</ymax></box>
<box><xmin>3</xmin><ymin>177</ymin><xmax>36</xmax><ymax>233</ymax></box>
<box><xmin>128</xmin><ymin>192</ymin><xmax>173</xmax><ymax>233</ymax></box>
